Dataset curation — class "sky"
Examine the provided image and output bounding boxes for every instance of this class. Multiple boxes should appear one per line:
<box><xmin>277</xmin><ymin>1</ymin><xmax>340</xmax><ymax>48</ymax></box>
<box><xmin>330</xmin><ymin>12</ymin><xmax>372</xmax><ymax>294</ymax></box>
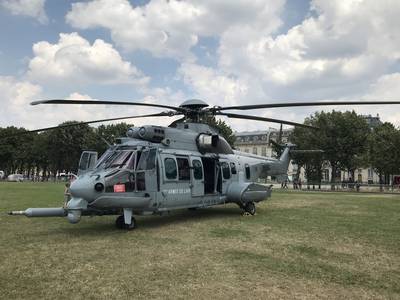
<box><xmin>1</xmin><ymin>0</ymin><xmax>400</xmax><ymax>132</ymax></box>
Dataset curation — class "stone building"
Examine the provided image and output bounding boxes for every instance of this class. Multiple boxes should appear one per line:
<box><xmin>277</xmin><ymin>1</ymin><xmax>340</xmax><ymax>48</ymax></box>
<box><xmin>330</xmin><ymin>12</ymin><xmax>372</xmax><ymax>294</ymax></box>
<box><xmin>234</xmin><ymin>129</ymin><xmax>292</xmax><ymax>156</ymax></box>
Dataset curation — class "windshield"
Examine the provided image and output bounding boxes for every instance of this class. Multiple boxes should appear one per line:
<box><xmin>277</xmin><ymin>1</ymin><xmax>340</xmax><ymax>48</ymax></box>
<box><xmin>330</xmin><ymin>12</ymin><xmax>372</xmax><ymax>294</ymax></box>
<box><xmin>96</xmin><ymin>150</ymin><xmax>135</xmax><ymax>170</ymax></box>
<box><xmin>95</xmin><ymin>149</ymin><xmax>113</xmax><ymax>169</ymax></box>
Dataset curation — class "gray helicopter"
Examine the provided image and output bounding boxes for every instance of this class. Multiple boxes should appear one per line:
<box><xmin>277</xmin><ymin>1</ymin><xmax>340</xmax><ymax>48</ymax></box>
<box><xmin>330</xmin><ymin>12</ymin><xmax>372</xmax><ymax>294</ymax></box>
<box><xmin>8</xmin><ymin>98</ymin><xmax>400</xmax><ymax>229</ymax></box>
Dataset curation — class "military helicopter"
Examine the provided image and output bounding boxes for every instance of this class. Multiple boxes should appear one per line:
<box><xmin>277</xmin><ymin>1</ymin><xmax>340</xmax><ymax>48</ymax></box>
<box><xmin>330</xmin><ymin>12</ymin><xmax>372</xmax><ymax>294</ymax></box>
<box><xmin>8</xmin><ymin>98</ymin><xmax>400</xmax><ymax>229</ymax></box>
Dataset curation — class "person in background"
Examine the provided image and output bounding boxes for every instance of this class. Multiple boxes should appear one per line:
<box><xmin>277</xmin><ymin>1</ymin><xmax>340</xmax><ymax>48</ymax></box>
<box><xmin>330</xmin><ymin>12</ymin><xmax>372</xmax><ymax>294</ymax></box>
<box><xmin>282</xmin><ymin>178</ymin><xmax>288</xmax><ymax>189</ymax></box>
<box><xmin>64</xmin><ymin>182</ymin><xmax>71</xmax><ymax>208</ymax></box>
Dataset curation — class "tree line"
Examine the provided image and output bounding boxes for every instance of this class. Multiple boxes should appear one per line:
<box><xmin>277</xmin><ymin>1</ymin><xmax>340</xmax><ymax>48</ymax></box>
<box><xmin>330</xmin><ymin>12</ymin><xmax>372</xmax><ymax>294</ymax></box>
<box><xmin>0</xmin><ymin>122</ymin><xmax>133</xmax><ymax>179</ymax></box>
<box><xmin>0</xmin><ymin>117</ymin><xmax>235</xmax><ymax>179</ymax></box>
<box><xmin>291</xmin><ymin>111</ymin><xmax>400</xmax><ymax>189</ymax></box>
<box><xmin>1</xmin><ymin>111</ymin><xmax>399</xmax><ymax>187</ymax></box>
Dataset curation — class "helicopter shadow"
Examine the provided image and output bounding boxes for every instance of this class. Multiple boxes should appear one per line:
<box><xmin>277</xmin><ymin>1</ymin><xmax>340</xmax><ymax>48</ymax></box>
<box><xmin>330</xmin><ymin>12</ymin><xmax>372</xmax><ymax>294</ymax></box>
<box><xmin>138</xmin><ymin>206</ymin><xmax>242</xmax><ymax>229</ymax></box>
<box><xmin>40</xmin><ymin>206</ymin><xmax>245</xmax><ymax>237</ymax></box>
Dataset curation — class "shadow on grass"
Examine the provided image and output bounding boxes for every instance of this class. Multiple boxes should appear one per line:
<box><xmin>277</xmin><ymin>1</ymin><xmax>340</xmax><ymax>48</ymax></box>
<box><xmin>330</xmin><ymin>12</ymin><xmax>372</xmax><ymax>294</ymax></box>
<box><xmin>32</xmin><ymin>206</ymin><xmax>245</xmax><ymax>237</ymax></box>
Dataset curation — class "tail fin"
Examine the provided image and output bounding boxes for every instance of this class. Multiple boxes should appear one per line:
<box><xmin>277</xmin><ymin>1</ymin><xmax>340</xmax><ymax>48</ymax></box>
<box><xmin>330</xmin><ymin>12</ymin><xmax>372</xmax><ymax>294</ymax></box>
<box><xmin>278</xmin><ymin>143</ymin><xmax>296</xmax><ymax>170</ymax></box>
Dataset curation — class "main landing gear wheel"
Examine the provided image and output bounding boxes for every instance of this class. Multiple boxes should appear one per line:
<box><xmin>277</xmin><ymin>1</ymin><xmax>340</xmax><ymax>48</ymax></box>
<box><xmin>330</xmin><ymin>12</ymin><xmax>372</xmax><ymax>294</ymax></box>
<box><xmin>244</xmin><ymin>202</ymin><xmax>256</xmax><ymax>215</ymax></box>
<box><xmin>115</xmin><ymin>215</ymin><xmax>137</xmax><ymax>230</ymax></box>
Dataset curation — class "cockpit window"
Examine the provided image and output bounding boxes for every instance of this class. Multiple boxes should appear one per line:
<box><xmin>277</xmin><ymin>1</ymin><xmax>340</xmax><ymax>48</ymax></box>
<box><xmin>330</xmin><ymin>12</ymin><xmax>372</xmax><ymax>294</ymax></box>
<box><xmin>106</xmin><ymin>151</ymin><xmax>133</xmax><ymax>169</ymax></box>
<box><xmin>97</xmin><ymin>150</ymin><xmax>135</xmax><ymax>170</ymax></box>
<box><xmin>95</xmin><ymin>149</ymin><xmax>113</xmax><ymax>169</ymax></box>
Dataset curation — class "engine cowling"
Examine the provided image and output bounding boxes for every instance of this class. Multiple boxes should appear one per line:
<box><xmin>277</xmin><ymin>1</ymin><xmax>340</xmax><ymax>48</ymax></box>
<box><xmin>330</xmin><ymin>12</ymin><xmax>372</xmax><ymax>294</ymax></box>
<box><xmin>127</xmin><ymin>126</ymin><xmax>165</xmax><ymax>143</ymax></box>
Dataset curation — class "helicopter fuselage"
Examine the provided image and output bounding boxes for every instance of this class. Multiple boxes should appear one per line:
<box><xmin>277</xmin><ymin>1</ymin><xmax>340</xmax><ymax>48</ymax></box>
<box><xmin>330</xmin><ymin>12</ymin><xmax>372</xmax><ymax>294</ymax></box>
<box><xmin>10</xmin><ymin>122</ymin><xmax>292</xmax><ymax>229</ymax></box>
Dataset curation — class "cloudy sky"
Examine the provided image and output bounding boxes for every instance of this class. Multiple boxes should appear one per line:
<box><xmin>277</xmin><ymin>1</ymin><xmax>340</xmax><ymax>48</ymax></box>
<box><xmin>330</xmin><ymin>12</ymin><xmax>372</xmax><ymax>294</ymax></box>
<box><xmin>1</xmin><ymin>0</ymin><xmax>400</xmax><ymax>132</ymax></box>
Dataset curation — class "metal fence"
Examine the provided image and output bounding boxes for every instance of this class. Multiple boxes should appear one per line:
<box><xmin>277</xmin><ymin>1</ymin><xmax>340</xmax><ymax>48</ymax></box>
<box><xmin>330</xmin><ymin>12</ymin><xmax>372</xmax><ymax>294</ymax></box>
<box><xmin>270</xmin><ymin>181</ymin><xmax>400</xmax><ymax>194</ymax></box>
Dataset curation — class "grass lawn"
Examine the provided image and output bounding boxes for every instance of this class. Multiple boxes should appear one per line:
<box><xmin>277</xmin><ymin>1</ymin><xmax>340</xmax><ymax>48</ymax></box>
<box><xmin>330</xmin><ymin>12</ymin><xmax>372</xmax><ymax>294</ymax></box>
<box><xmin>0</xmin><ymin>182</ymin><xmax>399</xmax><ymax>299</ymax></box>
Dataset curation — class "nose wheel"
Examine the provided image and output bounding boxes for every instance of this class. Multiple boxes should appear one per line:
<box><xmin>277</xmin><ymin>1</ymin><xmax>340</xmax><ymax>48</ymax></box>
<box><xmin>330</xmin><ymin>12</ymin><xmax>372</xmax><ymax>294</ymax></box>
<box><xmin>115</xmin><ymin>215</ymin><xmax>136</xmax><ymax>230</ymax></box>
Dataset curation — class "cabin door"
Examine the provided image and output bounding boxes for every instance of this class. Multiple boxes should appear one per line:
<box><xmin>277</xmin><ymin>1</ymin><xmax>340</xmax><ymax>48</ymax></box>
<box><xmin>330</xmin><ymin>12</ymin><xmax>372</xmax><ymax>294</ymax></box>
<box><xmin>78</xmin><ymin>151</ymin><xmax>98</xmax><ymax>175</ymax></box>
<box><xmin>190</xmin><ymin>156</ymin><xmax>204</xmax><ymax>197</ymax></box>
<box><xmin>219</xmin><ymin>159</ymin><xmax>231</xmax><ymax>194</ymax></box>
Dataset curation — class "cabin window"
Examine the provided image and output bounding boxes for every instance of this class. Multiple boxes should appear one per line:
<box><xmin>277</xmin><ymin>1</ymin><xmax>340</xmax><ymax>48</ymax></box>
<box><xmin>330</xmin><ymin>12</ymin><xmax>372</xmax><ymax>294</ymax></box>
<box><xmin>245</xmin><ymin>164</ymin><xmax>251</xmax><ymax>180</ymax></box>
<box><xmin>164</xmin><ymin>158</ymin><xmax>177</xmax><ymax>180</ymax></box>
<box><xmin>221</xmin><ymin>162</ymin><xmax>231</xmax><ymax>179</ymax></box>
<box><xmin>177</xmin><ymin>157</ymin><xmax>190</xmax><ymax>181</ymax></box>
<box><xmin>192</xmin><ymin>159</ymin><xmax>203</xmax><ymax>180</ymax></box>
<box><xmin>230</xmin><ymin>162</ymin><xmax>237</xmax><ymax>174</ymax></box>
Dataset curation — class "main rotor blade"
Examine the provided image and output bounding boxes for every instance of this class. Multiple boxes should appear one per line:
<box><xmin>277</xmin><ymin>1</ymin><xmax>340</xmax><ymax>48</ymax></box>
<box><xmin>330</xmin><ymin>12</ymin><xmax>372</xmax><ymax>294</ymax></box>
<box><xmin>31</xmin><ymin>99</ymin><xmax>187</xmax><ymax>113</ymax></box>
<box><xmin>218</xmin><ymin>112</ymin><xmax>318</xmax><ymax>129</ymax></box>
<box><xmin>1</xmin><ymin>112</ymin><xmax>180</xmax><ymax>138</ymax></box>
<box><xmin>215</xmin><ymin>100</ymin><xmax>400</xmax><ymax>111</ymax></box>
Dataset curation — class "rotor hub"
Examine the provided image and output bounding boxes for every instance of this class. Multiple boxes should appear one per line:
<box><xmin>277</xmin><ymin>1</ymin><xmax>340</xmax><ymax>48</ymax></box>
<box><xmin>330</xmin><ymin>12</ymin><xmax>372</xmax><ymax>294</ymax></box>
<box><xmin>179</xmin><ymin>99</ymin><xmax>209</xmax><ymax>110</ymax></box>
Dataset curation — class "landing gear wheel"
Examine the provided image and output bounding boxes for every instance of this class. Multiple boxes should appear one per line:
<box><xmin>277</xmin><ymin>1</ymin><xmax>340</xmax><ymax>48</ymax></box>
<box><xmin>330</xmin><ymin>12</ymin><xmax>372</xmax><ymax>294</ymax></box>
<box><xmin>244</xmin><ymin>202</ymin><xmax>256</xmax><ymax>215</ymax></box>
<box><xmin>124</xmin><ymin>217</ymin><xmax>136</xmax><ymax>230</ymax></box>
<box><xmin>115</xmin><ymin>215</ymin><xmax>137</xmax><ymax>230</ymax></box>
<box><xmin>115</xmin><ymin>215</ymin><xmax>124</xmax><ymax>229</ymax></box>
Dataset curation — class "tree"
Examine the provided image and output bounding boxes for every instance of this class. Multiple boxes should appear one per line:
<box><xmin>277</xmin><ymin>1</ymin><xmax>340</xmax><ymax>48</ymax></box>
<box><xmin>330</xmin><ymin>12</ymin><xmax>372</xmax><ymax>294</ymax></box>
<box><xmin>206</xmin><ymin>117</ymin><xmax>236</xmax><ymax>146</ymax></box>
<box><xmin>92</xmin><ymin>123</ymin><xmax>133</xmax><ymax>155</ymax></box>
<box><xmin>47</xmin><ymin>122</ymin><xmax>96</xmax><ymax>175</ymax></box>
<box><xmin>31</xmin><ymin>132</ymin><xmax>50</xmax><ymax>179</ymax></box>
<box><xmin>367</xmin><ymin>122</ymin><xmax>400</xmax><ymax>190</ymax></box>
<box><xmin>291</xmin><ymin>111</ymin><xmax>370</xmax><ymax>189</ymax></box>
<box><xmin>291</xmin><ymin>123</ymin><xmax>324</xmax><ymax>186</ymax></box>
<box><xmin>0</xmin><ymin>127</ymin><xmax>29</xmax><ymax>174</ymax></box>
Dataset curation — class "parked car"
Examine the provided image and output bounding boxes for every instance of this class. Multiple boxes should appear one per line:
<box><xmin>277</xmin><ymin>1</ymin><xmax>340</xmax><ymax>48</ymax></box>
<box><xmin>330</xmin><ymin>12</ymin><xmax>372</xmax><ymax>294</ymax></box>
<box><xmin>7</xmin><ymin>174</ymin><xmax>24</xmax><ymax>182</ymax></box>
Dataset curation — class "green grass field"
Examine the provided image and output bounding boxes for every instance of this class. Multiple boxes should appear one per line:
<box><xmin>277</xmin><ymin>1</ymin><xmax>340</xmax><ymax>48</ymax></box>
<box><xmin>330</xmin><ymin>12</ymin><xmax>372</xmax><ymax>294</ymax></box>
<box><xmin>0</xmin><ymin>182</ymin><xmax>399</xmax><ymax>299</ymax></box>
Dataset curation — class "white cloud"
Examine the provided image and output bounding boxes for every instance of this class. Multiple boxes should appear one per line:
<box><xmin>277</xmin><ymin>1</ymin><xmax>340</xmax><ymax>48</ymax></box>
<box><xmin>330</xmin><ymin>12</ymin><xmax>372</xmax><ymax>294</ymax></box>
<box><xmin>66</xmin><ymin>0</ymin><xmax>284</xmax><ymax>60</ymax></box>
<box><xmin>27</xmin><ymin>32</ymin><xmax>149</xmax><ymax>86</ymax></box>
<box><xmin>65</xmin><ymin>0</ymin><xmax>400</xmax><ymax>102</ymax></box>
<box><xmin>0</xmin><ymin>76</ymin><xmax>46</xmax><ymax>128</ymax></box>
<box><xmin>66</xmin><ymin>92</ymin><xmax>93</xmax><ymax>101</ymax></box>
<box><xmin>0</xmin><ymin>77</ymin><xmax>106</xmax><ymax>129</ymax></box>
<box><xmin>360</xmin><ymin>73</ymin><xmax>400</xmax><ymax>126</ymax></box>
<box><xmin>0</xmin><ymin>0</ymin><xmax>48</xmax><ymax>24</ymax></box>
<box><xmin>218</xmin><ymin>0</ymin><xmax>400</xmax><ymax>100</ymax></box>
<box><xmin>0</xmin><ymin>76</ymin><xmax>116</xmax><ymax>129</ymax></box>
<box><xmin>178</xmin><ymin>63</ymin><xmax>251</xmax><ymax>107</ymax></box>
<box><xmin>0</xmin><ymin>76</ymin><xmax>186</xmax><ymax>130</ymax></box>
<box><xmin>5</xmin><ymin>0</ymin><xmax>400</xmax><ymax>133</ymax></box>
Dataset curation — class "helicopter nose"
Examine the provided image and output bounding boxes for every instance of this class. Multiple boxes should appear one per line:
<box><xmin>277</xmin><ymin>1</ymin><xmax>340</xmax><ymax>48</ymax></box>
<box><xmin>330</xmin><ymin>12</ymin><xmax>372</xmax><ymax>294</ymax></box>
<box><xmin>70</xmin><ymin>176</ymin><xmax>101</xmax><ymax>203</ymax></box>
